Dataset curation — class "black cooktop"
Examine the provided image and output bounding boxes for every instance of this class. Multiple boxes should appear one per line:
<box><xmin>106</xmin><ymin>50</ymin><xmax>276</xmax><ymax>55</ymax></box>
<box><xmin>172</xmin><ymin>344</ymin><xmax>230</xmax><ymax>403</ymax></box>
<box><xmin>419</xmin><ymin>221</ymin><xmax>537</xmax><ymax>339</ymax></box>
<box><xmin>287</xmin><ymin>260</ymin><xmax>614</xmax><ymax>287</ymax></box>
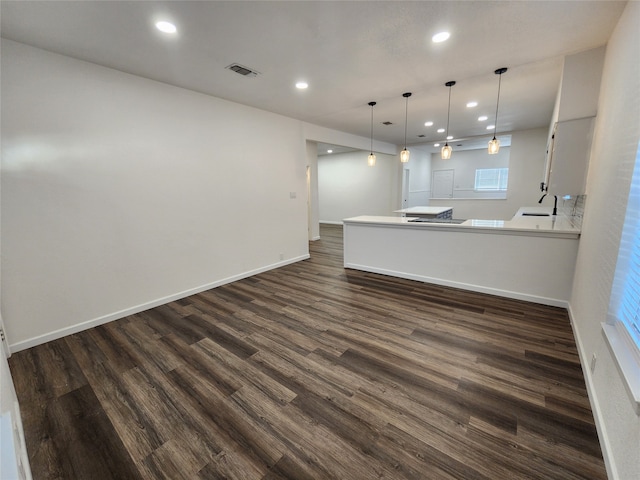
<box><xmin>408</xmin><ymin>218</ymin><xmax>467</xmax><ymax>224</ymax></box>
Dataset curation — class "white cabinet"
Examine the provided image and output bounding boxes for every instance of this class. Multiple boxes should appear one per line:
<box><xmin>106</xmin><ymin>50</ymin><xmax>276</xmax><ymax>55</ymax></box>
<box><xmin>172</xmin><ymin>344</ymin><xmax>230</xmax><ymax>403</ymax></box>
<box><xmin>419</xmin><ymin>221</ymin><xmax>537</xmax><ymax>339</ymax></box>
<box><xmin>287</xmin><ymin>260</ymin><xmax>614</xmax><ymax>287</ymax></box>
<box><xmin>543</xmin><ymin>116</ymin><xmax>595</xmax><ymax>195</ymax></box>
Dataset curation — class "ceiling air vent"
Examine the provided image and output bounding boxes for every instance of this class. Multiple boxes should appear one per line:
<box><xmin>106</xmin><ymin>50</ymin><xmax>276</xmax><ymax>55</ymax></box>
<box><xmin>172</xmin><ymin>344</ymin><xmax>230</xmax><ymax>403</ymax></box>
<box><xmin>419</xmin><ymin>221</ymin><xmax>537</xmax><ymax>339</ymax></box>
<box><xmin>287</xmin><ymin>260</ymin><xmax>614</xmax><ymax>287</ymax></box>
<box><xmin>225</xmin><ymin>63</ymin><xmax>260</xmax><ymax>77</ymax></box>
<box><xmin>382</xmin><ymin>121</ymin><xmax>393</xmax><ymax>125</ymax></box>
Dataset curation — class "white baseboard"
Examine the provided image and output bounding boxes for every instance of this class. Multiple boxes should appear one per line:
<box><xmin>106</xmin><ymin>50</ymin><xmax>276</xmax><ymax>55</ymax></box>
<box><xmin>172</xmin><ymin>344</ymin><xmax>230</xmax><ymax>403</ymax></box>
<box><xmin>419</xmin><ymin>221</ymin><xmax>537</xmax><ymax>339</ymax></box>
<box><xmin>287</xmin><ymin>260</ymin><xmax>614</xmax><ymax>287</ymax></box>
<box><xmin>310</xmin><ymin>236</ymin><xmax>321</xmax><ymax>241</ymax></box>
<box><xmin>9</xmin><ymin>254</ymin><xmax>310</xmax><ymax>352</ymax></box>
<box><xmin>344</xmin><ymin>263</ymin><xmax>569</xmax><ymax>308</ymax></box>
<box><xmin>566</xmin><ymin>305</ymin><xmax>616</xmax><ymax>480</ymax></box>
<box><xmin>319</xmin><ymin>220</ymin><xmax>343</xmax><ymax>225</ymax></box>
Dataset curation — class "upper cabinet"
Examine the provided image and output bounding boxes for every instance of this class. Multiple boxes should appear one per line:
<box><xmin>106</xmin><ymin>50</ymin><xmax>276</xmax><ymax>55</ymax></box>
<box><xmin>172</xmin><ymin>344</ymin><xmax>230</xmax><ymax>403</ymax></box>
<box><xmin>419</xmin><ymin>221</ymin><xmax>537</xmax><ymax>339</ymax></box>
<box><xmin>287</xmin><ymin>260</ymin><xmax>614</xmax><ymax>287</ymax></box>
<box><xmin>541</xmin><ymin>47</ymin><xmax>605</xmax><ymax>195</ymax></box>
<box><xmin>544</xmin><ymin>116</ymin><xmax>595</xmax><ymax>196</ymax></box>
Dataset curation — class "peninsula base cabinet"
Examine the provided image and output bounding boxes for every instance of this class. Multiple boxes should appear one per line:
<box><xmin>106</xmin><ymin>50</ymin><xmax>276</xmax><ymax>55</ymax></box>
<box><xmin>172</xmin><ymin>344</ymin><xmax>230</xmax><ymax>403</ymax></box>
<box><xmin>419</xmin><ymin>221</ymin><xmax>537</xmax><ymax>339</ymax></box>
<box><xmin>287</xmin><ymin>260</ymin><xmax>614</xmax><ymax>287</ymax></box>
<box><xmin>343</xmin><ymin>219</ymin><xmax>579</xmax><ymax>307</ymax></box>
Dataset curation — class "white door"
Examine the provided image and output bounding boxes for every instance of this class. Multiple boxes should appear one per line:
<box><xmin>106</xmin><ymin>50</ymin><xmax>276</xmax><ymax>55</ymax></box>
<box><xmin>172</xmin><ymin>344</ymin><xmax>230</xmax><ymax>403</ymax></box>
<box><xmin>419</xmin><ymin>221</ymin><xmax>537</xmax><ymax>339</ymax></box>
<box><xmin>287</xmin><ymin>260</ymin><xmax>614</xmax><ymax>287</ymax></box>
<box><xmin>432</xmin><ymin>169</ymin><xmax>454</xmax><ymax>198</ymax></box>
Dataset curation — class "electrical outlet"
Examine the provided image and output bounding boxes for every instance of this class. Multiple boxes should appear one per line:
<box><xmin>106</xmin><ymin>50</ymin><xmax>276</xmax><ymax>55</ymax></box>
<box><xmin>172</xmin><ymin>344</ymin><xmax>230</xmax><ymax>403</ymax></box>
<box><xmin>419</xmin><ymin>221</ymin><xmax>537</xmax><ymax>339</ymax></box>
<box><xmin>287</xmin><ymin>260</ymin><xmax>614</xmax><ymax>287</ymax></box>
<box><xmin>590</xmin><ymin>353</ymin><xmax>597</xmax><ymax>372</ymax></box>
<box><xmin>279</xmin><ymin>253</ymin><xmax>284</xmax><ymax>260</ymax></box>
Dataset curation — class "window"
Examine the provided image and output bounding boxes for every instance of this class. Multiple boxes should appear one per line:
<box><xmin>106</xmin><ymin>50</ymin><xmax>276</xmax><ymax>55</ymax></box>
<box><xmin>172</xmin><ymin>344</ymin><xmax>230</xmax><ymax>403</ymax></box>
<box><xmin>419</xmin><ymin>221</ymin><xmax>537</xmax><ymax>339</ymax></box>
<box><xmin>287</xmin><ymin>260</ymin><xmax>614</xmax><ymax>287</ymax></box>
<box><xmin>605</xmin><ymin>141</ymin><xmax>640</xmax><ymax>413</ymax></box>
<box><xmin>616</xmin><ymin>226</ymin><xmax>640</xmax><ymax>349</ymax></box>
<box><xmin>609</xmin><ymin>142</ymin><xmax>640</xmax><ymax>351</ymax></box>
<box><xmin>429</xmin><ymin>141</ymin><xmax>510</xmax><ymax>200</ymax></box>
<box><xmin>474</xmin><ymin>168</ymin><xmax>508</xmax><ymax>191</ymax></box>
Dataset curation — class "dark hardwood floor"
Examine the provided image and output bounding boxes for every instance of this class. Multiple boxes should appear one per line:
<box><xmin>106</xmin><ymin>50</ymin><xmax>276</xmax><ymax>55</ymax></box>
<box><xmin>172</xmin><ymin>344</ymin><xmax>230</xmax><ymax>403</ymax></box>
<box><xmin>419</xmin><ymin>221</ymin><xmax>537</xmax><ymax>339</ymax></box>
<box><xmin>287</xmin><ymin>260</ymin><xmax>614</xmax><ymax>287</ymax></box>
<box><xmin>9</xmin><ymin>224</ymin><xmax>606</xmax><ymax>479</ymax></box>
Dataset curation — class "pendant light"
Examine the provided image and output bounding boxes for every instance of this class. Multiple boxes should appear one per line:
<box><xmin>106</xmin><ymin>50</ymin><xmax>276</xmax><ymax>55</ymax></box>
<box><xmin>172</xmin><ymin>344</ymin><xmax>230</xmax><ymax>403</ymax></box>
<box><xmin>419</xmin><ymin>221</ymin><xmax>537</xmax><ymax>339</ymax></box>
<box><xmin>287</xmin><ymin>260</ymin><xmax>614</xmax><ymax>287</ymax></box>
<box><xmin>367</xmin><ymin>101</ymin><xmax>377</xmax><ymax>167</ymax></box>
<box><xmin>441</xmin><ymin>81</ymin><xmax>456</xmax><ymax>160</ymax></box>
<box><xmin>488</xmin><ymin>67</ymin><xmax>508</xmax><ymax>154</ymax></box>
<box><xmin>400</xmin><ymin>92</ymin><xmax>411</xmax><ymax>163</ymax></box>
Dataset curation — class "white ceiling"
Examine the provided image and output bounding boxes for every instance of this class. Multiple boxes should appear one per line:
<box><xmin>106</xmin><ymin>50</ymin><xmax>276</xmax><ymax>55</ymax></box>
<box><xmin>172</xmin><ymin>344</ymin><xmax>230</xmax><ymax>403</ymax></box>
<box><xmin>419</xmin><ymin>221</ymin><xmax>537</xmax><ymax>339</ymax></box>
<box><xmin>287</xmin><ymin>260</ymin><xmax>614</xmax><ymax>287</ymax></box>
<box><xmin>317</xmin><ymin>143</ymin><xmax>359</xmax><ymax>157</ymax></box>
<box><xmin>0</xmin><ymin>1</ymin><xmax>627</xmax><ymax>151</ymax></box>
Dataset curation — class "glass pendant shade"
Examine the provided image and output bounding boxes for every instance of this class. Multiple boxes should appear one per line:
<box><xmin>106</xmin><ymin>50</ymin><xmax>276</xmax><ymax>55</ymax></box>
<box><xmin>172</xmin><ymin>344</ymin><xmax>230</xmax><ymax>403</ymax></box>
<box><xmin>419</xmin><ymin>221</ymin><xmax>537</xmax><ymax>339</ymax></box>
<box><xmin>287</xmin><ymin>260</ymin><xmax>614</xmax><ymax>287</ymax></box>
<box><xmin>368</xmin><ymin>152</ymin><xmax>376</xmax><ymax>167</ymax></box>
<box><xmin>488</xmin><ymin>136</ymin><xmax>500</xmax><ymax>154</ymax></box>
<box><xmin>400</xmin><ymin>148</ymin><xmax>410</xmax><ymax>163</ymax></box>
<box><xmin>441</xmin><ymin>143</ymin><xmax>452</xmax><ymax>160</ymax></box>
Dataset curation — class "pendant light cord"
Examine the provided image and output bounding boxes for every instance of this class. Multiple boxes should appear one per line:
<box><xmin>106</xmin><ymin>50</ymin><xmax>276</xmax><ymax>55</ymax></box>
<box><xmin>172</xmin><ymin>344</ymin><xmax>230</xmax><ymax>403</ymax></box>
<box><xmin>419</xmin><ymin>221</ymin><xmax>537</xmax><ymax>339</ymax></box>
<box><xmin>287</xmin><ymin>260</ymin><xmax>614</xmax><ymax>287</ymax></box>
<box><xmin>443</xmin><ymin>81</ymin><xmax>455</xmax><ymax>143</ymax></box>
<box><xmin>404</xmin><ymin>96</ymin><xmax>409</xmax><ymax>149</ymax></box>
<box><xmin>493</xmin><ymin>73</ymin><xmax>502</xmax><ymax>137</ymax></box>
<box><xmin>492</xmin><ymin>68</ymin><xmax>507</xmax><ymax>139</ymax></box>
<box><xmin>445</xmin><ymin>86</ymin><xmax>452</xmax><ymax>140</ymax></box>
<box><xmin>368</xmin><ymin>101</ymin><xmax>376</xmax><ymax>154</ymax></box>
<box><xmin>370</xmin><ymin>105</ymin><xmax>374</xmax><ymax>153</ymax></box>
<box><xmin>401</xmin><ymin>92</ymin><xmax>412</xmax><ymax>151</ymax></box>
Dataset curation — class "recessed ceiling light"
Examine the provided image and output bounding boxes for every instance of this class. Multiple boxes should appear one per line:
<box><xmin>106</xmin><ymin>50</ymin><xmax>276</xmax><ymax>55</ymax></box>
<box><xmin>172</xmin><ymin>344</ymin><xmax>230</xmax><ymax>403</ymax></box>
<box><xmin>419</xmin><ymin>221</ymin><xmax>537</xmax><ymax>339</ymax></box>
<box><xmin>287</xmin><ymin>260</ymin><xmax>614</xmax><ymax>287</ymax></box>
<box><xmin>446</xmin><ymin>135</ymin><xmax>453</xmax><ymax>140</ymax></box>
<box><xmin>466</xmin><ymin>101</ymin><xmax>478</xmax><ymax>108</ymax></box>
<box><xmin>155</xmin><ymin>21</ymin><xmax>177</xmax><ymax>34</ymax></box>
<box><xmin>424</xmin><ymin>121</ymin><xmax>434</xmax><ymax>127</ymax></box>
<box><xmin>296</xmin><ymin>81</ymin><xmax>308</xmax><ymax>89</ymax></box>
<box><xmin>487</xmin><ymin>125</ymin><xmax>495</xmax><ymax>130</ymax></box>
<box><xmin>434</xmin><ymin>143</ymin><xmax>440</xmax><ymax>147</ymax></box>
<box><xmin>327</xmin><ymin>149</ymin><xmax>333</xmax><ymax>154</ymax></box>
<box><xmin>437</xmin><ymin>128</ymin><xmax>445</xmax><ymax>133</ymax></box>
<box><xmin>478</xmin><ymin>115</ymin><xmax>488</xmax><ymax>121</ymax></box>
<box><xmin>432</xmin><ymin>32</ymin><xmax>450</xmax><ymax>43</ymax></box>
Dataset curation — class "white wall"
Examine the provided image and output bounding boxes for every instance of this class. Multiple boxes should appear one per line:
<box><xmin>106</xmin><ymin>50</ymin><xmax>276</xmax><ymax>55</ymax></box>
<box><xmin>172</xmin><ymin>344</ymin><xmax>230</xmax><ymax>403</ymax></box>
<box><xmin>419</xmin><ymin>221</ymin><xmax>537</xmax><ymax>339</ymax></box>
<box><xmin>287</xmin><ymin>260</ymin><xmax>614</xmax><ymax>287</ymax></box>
<box><xmin>318</xmin><ymin>151</ymin><xmax>399</xmax><ymax>223</ymax></box>
<box><xmin>303</xmin><ymin>123</ymin><xmax>397</xmax><ymax>157</ymax></box>
<box><xmin>430</xmin><ymin>146</ymin><xmax>511</xmax><ymax>199</ymax></box>
<box><xmin>403</xmin><ymin>147</ymin><xmax>432</xmax><ymax>207</ymax></box>
<box><xmin>302</xmin><ymin>125</ymin><xmax>397</xmax><ymax>238</ymax></box>
<box><xmin>321</xmin><ymin>128</ymin><xmax>549</xmax><ymax>222</ymax></box>
<box><xmin>430</xmin><ymin>128</ymin><xmax>548</xmax><ymax>220</ymax></box>
<box><xmin>1</xmin><ymin>40</ymin><xmax>310</xmax><ymax>349</ymax></box>
<box><xmin>568</xmin><ymin>2</ymin><xmax>640</xmax><ymax>479</ymax></box>
<box><xmin>305</xmin><ymin>141</ymin><xmax>320</xmax><ymax>241</ymax></box>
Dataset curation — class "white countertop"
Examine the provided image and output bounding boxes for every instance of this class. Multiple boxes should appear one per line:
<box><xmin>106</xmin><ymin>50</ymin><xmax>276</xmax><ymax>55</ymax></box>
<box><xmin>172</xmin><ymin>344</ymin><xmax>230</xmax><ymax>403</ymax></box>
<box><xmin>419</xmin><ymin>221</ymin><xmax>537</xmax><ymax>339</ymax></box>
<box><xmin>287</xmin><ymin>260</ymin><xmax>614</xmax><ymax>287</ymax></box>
<box><xmin>343</xmin><ymin>210</ymin><xmax>580</xmax><ymax>238</ymax></box>
<box><xmin>393</xmin><ymin>206</ymin><xmax>453</xmax><ymax>214</ymax></box>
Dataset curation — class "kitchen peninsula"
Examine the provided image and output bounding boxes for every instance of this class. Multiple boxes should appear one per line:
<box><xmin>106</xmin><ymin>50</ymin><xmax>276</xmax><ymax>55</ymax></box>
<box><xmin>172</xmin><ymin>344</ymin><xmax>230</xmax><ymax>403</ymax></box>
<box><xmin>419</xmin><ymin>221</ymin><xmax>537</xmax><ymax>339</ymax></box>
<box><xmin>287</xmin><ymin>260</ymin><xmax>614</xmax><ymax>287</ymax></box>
<box><xmin>343</xmin><ymin>209</ymin><xmax>580</xmax><ymax>307</ymax></box>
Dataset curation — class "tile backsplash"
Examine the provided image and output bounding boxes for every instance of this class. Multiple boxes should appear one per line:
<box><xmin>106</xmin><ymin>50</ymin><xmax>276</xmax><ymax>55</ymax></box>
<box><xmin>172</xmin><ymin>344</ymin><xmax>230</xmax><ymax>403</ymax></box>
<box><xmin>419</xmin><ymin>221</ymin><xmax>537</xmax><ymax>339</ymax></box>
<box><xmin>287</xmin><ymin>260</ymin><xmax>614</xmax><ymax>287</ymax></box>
<box><xmin>560</xmin><ymin>194</ymin><xmax>586</xmax><ymax>228</ymax></box>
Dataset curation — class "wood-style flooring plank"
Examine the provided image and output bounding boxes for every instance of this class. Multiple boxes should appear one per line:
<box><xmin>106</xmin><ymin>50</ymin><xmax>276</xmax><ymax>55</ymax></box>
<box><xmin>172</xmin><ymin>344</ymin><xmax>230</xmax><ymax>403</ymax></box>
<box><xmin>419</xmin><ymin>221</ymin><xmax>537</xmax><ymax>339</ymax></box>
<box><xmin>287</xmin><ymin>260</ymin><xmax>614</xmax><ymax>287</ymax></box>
<box><xmin>8</xmin><ymin>224</ymin><xmax>607</xmax><ymax>479</ymax></box>
<box><xmin>46</xmin><ymin>384</ymin><xmax>140</xmax><ymax>479</ymax></box>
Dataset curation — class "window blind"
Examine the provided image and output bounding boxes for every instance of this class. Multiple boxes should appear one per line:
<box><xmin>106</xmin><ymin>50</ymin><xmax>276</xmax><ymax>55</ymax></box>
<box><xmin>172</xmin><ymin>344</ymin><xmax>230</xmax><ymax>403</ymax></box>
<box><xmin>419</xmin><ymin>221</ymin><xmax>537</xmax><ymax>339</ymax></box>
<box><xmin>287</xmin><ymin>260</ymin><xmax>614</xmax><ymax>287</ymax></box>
<box><xmin>611</xmin><ymin>143</ymin><xmax>640</xmax><ymax>353</ymax></box>
<box><xmin>474</xmin><ymin>168</ymin><xmax>508</xmax><ymax>191</ymax></box>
